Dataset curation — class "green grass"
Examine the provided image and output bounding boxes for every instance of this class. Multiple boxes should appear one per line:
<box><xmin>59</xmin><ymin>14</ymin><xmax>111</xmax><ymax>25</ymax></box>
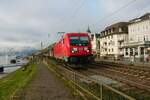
<box><xmin>0</xmin><ymin>62</ymin><xmax>37</xmax><ymax>100</ymax></box>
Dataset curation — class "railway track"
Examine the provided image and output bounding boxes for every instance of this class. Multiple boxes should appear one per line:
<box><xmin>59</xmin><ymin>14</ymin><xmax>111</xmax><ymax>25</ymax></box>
<box><xmin>95</xmin><ymin>61</ymin><xmax>150</xmax><ymax>72</ymax></box>
<box><xmin>87</xmin><ymin>63</ymin><xmax>150</xmax><ymax>92</ymax></box>
<box><xmin>93</xmin><ymin>62</ymin><xmax>150</xmax><ymax>82</ymax></box>
<box><xmin>94</xmin><ymin>65</ymin><xmax>149</xmax><ymax>82</ymax></box>
<box><xmin>49</xmin><ymin>59</ymin><xmax>150</xmax><ymax>93</ymax></box>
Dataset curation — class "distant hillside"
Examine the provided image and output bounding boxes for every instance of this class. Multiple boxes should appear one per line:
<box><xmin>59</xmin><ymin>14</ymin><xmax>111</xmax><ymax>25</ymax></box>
<box><xmin>14</xmin><ymin>48</ymin><xmax>38</xmax><ymax>56</ymax></box>
<box><xmin>0</xmin><ymin>47</ymin><xmax>38</xmax><ymax>57</ymax></box>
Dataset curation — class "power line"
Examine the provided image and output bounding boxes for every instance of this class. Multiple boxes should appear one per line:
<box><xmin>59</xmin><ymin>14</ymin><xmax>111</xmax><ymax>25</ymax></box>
<box><xmin>93</xmin><ymin>0</ymin><xmax>138</xmax><ymax>29</ymax></box>
<box><xmin>69</xmin><ymin>0</ymin><xmax>86</xmax><ymax>19</ymax></box>
<box><xmin>62</xmin><ymin>0</ymin><xmax>86</xmax><ymax>31</ymax></box>
<box><xmin>52</xmin><ymin>0</ymin><xmax>86</xmax><ymax>34</ymax></box>
<box><xmin>134</xmin><ymin>1</ymin><xmax>150</xmax><ymax>18</ymax></box>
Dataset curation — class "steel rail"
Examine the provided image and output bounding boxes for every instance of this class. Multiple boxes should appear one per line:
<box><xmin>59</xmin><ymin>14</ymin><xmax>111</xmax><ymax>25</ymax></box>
<box><xmin>95</xmin><ymin>61</ymin><xmax>150</xmax><ymax>71</ymax></box>
<box><xmin>88</xmin><ymin>68</ymin><xmax>150</xmax><ymax>92</ymax></box>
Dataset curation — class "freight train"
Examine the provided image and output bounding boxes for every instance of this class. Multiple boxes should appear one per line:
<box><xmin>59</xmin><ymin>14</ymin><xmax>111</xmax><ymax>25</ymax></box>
<box><xmin>49</xmin><ymin>32</ymin><xmax>93</xmax><ymax>63</ymax></box>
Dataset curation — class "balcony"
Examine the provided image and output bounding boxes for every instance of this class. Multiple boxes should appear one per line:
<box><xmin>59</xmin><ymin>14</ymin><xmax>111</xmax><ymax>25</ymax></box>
<box><xmin>127</xmin><ymin>41</ymin><xmax>150</xmax><ymax>46</ymax></box>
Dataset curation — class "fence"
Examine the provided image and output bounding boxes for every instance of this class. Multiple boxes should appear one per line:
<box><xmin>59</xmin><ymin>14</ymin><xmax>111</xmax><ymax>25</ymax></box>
<box><xmin>44</xmin><ymin>59</ymin><xmax>135</xmax><ymax>100</ymax></box>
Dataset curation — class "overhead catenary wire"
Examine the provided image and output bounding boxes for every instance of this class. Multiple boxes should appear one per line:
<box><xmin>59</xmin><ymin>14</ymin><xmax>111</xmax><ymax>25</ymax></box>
<box><xmin>62</xmin><ymin>0</ymin><xmax>86</xmax><ymax>31</ymax></box>
<box><xmin>133</xmin><ymin>0</ymin><xmax>150</xmax><ymax>18</ymax></box>
<box><xmin>61</xmin><ymin>0</ymin><xmax>148</xmax><ymax>33</ymax></box>
<box><xmin>93</xmin><ymin>0</ymin><xmax>139</xmax><ymax>31</ymax></box>
<box><xmin>55</xmin><ymin>0</ymin><xmax>86</xmax><ymax>44</ymax></box>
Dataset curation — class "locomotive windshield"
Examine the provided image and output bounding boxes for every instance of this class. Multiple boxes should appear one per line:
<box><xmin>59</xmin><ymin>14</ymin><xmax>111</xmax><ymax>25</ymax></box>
<box><xmin>69</xmin><ymin>36</ymin><xmax>89</xmax><ymax>46</ymax></box>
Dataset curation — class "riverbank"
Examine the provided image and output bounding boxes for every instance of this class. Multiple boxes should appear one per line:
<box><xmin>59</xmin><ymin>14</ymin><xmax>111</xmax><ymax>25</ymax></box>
<box><xmin>14</xmin><ymin>62</ymin><xmax>78</xmax><ymax>100</ymax></box>
<box><xmin>0</xmin><ymin>62</ymin><xmax>37</xmax><ymax>100</ymax></box>
<box><xmin>0</xmin><ymin>66</ymin><xmax>21</xmax><ymax>79</ymax></box>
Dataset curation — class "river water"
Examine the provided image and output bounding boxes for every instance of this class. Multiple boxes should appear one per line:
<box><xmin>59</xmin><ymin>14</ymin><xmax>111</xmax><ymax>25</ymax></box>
<box><xmin>0</xmin><ymin>56</ymin><xmax>27</xmax><ymax>78</ymax></box>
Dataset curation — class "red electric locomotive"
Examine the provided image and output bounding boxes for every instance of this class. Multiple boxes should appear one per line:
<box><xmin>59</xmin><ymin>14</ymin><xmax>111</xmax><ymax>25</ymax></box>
<box><xmin>52</xmin><ymin>32</ymin><xmax>93</xmax><ymax>63</ymax></box>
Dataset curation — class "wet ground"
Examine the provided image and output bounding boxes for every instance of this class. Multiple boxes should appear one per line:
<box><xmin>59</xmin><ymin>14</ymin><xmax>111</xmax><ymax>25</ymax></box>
<box><xmin>17</xmin><ymin>62</ymin><xmax>78</xmax><ymax>100</ymax></box>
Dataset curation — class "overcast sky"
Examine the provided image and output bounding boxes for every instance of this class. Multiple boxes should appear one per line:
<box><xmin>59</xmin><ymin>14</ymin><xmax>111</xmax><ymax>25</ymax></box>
<box><xmin>0</xmin><ymin>0</ymin><xmax>150</xmax><ymax>49</ymax></box>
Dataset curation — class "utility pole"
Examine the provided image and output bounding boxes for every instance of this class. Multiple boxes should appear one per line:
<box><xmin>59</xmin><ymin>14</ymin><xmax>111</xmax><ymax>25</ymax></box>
<box><xmin>5</xmin><ymin>48</ymin><xmax>13</xmax><ymax>65</ymax></box>
<box><xmin>41</xmin><ymin>42</ymin><xmax>43</xmax><ymax>50</ymax></box>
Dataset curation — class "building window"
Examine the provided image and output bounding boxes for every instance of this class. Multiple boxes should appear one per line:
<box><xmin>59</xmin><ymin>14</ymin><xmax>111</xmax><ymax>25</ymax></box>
<box><xmin>112</xmin><ymin>48</ymin><xmax>113</xmax><ymax>52</ymax></box>
<box><xmin>134</xmin><ymin>48</ymin><xmax>138</xmax><ymax>55</ymax></box>
<box><xmin>130</xmin><ymin>48</ymin><xmax>133</xmax><ymax>56</ymax></box>
<box><xmin>104</xmin><ymin>42</ymin><xmax>107</xmax><ymax>46</ymax></box>
<box><xmin>113</xmin><ymin>28</ymin><xmax>115</xmax><ymax>32</ymax></box>
<box><xmin>140</xmin><ymin>47</ymin><xmax>144</xmax><ymax>55</ymax></box>
<box><xmin>97</xmin><ymin>41</ymin><xmax>100</xmax><ymax>49</ymax></box>
<box><xmin>145</xmin><ymin>49</ymin><xmax>148</xmax><ymax>54</ymax></box>
<box><xmin>119</xmin><ymin>42</ymin><xmax>122</xmax><ymax>46</ymax></box>
<box><xmin>144</xmin><ymin>35</ymin><xmax>149</xmax><ymax>41</ymax></box>
<box><xmin>130</xmin><ymin>38</ymin><xmax>133</xmax><ymax>41</ymax></box>
<box><xmin>119</xmin><ymin>27</ymin><xmax>122</xmax><ymax>32</ymax></box>
<box><xmin>125</xmin><ymin>48</ymin><xmax>128</xmax><ymax>55</ymax></box>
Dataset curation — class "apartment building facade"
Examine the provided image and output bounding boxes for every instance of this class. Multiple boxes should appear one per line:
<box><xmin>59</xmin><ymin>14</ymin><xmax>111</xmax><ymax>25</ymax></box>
<box><xmin>99</xmin><ymin>22</ymin><xmax>129</xmax><ymax>59</ymax></box>
<box><xmin>123</xmin><ymin>13</ymin><xmax>150</xmax><ymax>62</ymax></box>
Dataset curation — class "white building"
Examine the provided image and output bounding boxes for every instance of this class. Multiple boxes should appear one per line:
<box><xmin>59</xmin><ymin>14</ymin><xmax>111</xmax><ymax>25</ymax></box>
<box><xmin>86</xmin><ymin>26</ymin><xmax>101</xmax><ymax>58</ymax></box>
<box><xmin>99</xmin><ymin>22</ymin><xmax>129</xmax><ymax>59</ymax></box>
<box><xmin>123</xmin><ymin>13</ymin><xmax>150</xmax><ymax>62</ymax></box>
<box><xmin>91</xmin><ymin>33</ymin><xmax>100</xmax><ymax>57</ymax></box>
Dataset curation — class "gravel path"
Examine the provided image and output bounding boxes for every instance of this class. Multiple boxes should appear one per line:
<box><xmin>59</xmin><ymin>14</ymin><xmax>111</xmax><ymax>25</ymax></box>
<box><xmin>20</xmin><ymin>63</ymin><xmax>78</xmax><ymax>100</ymax></box>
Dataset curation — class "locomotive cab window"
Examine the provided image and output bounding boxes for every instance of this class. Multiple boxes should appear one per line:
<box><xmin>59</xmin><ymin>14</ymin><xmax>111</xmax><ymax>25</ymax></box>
<box><xmin>69</xmin><ymin>36</ymin><xmax>89</xmax><ymax>46</ymax></box>
<box><xmin>80</xmin><ymin>36</ymin><xmax>89</xmax><ymax>45</ymax></box>
<box><xmin>69</xmin><ymin>36</ymin><xmax>79</xmax><ymax>45</ymax></box>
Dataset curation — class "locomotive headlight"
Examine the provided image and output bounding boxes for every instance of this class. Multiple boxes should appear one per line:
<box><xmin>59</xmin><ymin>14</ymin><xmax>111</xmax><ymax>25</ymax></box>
<box><xmin>87</xmin><ymin>50</ymin><xmax>90</xmax><ymax>52</ymax></box>
<box><xmin>71</xmin><ymin>47</ymin><xmax>77</xmax><ymax>53</ymax></box>
<box><xmin>72</xmin><ymin>48</ymin><xmax>77</xmax><ymax>51</ymax></box>
<box><xmin>71</xmin><ymin>51</ymin><xmax>75</xmax><ymax>53</ymax></box>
